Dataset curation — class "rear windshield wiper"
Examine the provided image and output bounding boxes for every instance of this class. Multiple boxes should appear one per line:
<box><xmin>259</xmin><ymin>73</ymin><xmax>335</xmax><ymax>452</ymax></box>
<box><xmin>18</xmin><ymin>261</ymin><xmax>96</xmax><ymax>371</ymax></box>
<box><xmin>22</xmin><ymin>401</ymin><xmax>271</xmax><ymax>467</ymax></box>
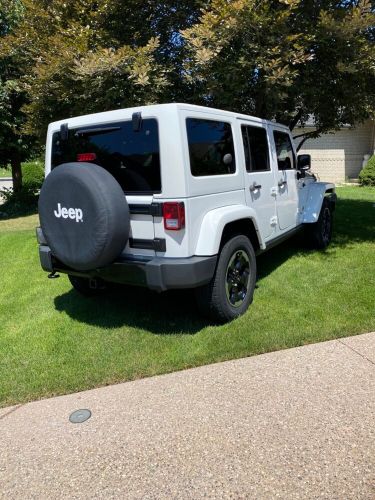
<box><xmin>74</xmin><ymin>126</ymin><xmax>121</xmax><ymax>137</ymax></box>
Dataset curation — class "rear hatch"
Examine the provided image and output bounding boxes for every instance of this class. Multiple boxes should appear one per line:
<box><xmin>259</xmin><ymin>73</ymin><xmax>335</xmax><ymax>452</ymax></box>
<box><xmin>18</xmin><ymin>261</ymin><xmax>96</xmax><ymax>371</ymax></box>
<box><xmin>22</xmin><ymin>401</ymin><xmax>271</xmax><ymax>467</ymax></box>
<box><xmin>51</xmin><ymin>118</ymin><xmax>161</xmax><ymax>257</ymax></box>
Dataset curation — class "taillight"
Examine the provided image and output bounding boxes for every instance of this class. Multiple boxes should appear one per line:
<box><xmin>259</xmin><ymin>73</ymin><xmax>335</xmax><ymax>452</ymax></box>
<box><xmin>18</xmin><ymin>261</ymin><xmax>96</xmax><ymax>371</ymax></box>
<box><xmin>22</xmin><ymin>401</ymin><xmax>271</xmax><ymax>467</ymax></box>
<box><xmin>163</xmin><ymin>202</ymin><xmax>185</xmax><ymax>230</ymax></box>
<box><xmin>77</xmin><ymin>153</ymin><xmax>97</xmax><ymax>162</ymax></box>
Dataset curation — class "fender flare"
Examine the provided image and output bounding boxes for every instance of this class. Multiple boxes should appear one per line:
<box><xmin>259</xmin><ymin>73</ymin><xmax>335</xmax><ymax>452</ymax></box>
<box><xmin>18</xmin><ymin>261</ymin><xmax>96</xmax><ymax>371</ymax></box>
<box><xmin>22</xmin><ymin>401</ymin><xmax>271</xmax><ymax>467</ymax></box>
<box><xmin>302</xmin><ymin>182</ymin><xmax>336</xmax><ymax>224</ymax></box>
<box><xmin>195</xmin><ymin>205</ymin><xmax>265</xmax><ymax>256</ymax></box>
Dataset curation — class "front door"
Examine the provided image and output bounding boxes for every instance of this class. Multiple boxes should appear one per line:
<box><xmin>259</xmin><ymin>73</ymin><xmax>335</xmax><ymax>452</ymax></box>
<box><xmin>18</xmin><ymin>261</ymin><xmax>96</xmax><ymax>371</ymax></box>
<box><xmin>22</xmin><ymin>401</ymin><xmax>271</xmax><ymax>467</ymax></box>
<box><xmin>271</xmin><ymin>128</ymin><xmax>299</xmax><ymax>231</ymax></box>
<box><xmin>240</xmin><ymin>122</ymin><xmax>277</xmax><ymax>240</ymax></box>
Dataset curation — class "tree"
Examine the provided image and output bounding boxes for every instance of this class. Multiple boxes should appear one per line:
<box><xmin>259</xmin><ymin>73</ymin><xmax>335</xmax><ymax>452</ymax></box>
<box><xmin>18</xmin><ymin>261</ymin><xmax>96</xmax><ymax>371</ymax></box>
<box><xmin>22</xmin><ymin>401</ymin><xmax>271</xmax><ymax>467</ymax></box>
<box><xmin>0</xmin><ymin>0</ymin><xmax>35</xmax><ymax>191</ymax></box>
<box><xmin>0</xmin><ymin>0</ymin><xmax>204</xmax><ymax>141</ymax></box>
<box><xmin>181</xmin><ymin>0</ymin><xmax>375</xmax><ymax>145</ymax></box>
<box><xmin>1</xmin><ymin>0</ymin><xmax>374</xmax><ymax>152</ymax></box>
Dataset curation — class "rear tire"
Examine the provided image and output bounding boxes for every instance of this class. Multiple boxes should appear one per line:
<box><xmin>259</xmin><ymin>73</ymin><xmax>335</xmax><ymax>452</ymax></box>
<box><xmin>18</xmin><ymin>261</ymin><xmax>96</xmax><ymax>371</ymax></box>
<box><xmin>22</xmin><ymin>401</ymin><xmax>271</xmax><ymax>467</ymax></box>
<box><xmin>195</xmin><ymin>235</ymin><xmax>256</xmax><ymax>323</ymax></box>
<box><xmin>305</xmin><ymin>197</ymin><xmax>333</xmax><ymax>249</ymax></box>
<box><xmin>68</xmin><ymin>275</ymin><xmax>107</xmax><ymax>296</ymax></box>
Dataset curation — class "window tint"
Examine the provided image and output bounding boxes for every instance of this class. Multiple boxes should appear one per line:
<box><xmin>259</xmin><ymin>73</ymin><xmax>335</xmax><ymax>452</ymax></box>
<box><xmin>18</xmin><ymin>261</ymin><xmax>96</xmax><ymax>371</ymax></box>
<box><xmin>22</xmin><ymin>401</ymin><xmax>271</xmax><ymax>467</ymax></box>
<box><xmin>186</xmin><ymin>118</ymin><xmax>235</xmax><ymax>176</ymax></box>
<box><xmin>241</xmin><ymin>125</ymin><xmax>270</xmax><ymax>172</ymax></box>
<box><xmin>51</xmin><ymin>119</ymin><xmax>161</xmax><ymax>194</ymax></box>
<box><xmin>273</xmin><ymin>131</ymin><xmax>295</xmax><ymax>170</ymax></box>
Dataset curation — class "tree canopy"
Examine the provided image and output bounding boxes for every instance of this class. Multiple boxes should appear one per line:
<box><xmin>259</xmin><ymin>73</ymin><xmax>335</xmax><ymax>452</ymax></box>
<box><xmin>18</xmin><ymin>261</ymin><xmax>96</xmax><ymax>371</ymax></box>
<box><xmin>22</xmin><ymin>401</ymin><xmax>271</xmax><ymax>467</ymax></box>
<box><xmin>0</xmin><ymin>0</ymin><xmax>34</xmax><ymax>190</ymax></box>
<box><xmin>182</xmin><ymin>0</ymin><xmax>375</xmax><ymax>139</ymax></box>
<box><xmin>0</xmin><ymin>0</ymin><xmax>374</xmax><ymax>187</ymax></box>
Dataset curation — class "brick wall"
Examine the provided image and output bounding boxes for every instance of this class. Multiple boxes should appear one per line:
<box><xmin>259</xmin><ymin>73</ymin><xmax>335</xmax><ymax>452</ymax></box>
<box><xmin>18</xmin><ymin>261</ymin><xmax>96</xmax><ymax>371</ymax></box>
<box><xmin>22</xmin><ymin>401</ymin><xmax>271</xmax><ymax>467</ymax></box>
<box><xmin>294</xmin><ymin>120</ymin><xmax>374</xmax><ymax>184</ymax></box>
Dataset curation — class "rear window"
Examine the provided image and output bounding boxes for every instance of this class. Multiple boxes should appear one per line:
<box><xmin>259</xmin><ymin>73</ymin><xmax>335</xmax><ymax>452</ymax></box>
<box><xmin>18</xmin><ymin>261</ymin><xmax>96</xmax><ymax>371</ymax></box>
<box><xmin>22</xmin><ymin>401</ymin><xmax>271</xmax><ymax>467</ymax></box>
<box><xmin>51</xmin><ymin>119</ymin><xmax>161</xmax><ymax>194</ymax></box>
<box><xmin>186</xmin><ymin>118</ymin><xmax>236</xmax><ymax>176</ymax></box>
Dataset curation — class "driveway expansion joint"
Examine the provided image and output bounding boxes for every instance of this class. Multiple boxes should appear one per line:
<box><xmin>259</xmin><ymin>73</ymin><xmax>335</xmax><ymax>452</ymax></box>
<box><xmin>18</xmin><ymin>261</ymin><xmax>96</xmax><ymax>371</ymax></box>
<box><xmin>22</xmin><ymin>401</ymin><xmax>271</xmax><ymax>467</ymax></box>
<box><xmin>337</xmin><ymin>338</ymin><xmax>375</xmax><ymax>367</ymax></box>
<box><xmin>0</xmin><ymin>405</ymin><xmax>24</xmax><ymax>421</ymax></box>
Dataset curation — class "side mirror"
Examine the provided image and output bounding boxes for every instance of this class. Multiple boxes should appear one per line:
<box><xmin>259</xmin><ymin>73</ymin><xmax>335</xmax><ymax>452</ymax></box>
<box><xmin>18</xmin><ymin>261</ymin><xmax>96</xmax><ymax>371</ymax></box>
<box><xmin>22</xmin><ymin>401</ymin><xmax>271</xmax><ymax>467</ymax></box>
<box><xmin>297</xmin><ymin>154</ymin><xmax>311</xmax><ymax>171</ymax></box>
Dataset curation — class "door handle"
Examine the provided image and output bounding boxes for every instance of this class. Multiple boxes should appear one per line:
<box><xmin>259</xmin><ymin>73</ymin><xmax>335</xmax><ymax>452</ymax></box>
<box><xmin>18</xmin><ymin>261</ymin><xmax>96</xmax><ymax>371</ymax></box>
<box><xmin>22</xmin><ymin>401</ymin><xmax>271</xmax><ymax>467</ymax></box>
<box><xmin>249</xmin><ymin>182</ymin><xmax>262</xmax><ymax>192</ymax></box>
<box><xmin>278</xmin><ymin>180</ymin><xmax>287</xmax><ymax>187</ymax></box>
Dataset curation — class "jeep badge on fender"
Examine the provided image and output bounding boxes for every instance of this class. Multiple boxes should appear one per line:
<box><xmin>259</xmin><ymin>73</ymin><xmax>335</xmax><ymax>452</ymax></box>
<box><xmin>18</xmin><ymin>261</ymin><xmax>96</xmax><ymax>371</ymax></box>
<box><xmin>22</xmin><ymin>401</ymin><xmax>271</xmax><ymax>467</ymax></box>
<box><xmin>37</xmin><ymin>103</ymin><xmax>336</xmax><ymax>322</ymax></box>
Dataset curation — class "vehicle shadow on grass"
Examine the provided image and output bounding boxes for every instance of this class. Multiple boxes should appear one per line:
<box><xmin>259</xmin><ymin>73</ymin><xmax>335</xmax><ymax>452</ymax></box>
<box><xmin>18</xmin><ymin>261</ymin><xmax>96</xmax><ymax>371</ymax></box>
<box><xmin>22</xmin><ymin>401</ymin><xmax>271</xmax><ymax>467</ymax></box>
<box><xmin>54</xmin><ymin>287</ymin><xmax>211</xmax><ymax>335</ymax></box>
<box><xmin>54</xmin><ymin>196</ymin><xmax>375</xmax><ymax>333</ymax></box>
<box><xmin>257</xmin><ymin>196</ymin><xmax>375</xmax><ymax>280</ymax></box>
<box><xmin>330</xmin><ymin>197</ymin><xmax>375</xmax><ymax>247</ymax></box>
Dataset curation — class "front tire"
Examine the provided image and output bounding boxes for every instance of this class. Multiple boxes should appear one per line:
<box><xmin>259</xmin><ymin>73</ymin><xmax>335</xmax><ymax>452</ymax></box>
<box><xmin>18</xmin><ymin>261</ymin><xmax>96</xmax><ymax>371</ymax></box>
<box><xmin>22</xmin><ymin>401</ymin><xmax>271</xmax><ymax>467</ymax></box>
<box><xmin>305</xmin><ymin>197</ymin><xmax>333</xmax><ymax>249</ymax></box>
<box><xmin>195</xmin><ymin>235</ymin><xmax>256</xmax><ymax>323</ymax></box>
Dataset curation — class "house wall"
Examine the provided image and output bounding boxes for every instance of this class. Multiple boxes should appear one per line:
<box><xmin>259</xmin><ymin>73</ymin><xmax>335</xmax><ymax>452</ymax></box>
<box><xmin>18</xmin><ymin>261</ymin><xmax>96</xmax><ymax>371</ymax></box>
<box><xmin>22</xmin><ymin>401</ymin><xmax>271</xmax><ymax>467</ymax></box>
<box><xmin>294</xmin><ymin>120</ymin><xmax>374</xmax><ymax>184</ymax></box>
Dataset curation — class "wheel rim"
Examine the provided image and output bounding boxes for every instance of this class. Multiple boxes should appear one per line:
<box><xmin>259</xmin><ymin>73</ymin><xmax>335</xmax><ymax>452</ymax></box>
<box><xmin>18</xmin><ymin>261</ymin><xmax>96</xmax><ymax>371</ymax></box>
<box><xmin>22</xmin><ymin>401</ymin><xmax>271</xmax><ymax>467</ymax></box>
<box><xmin>322</xmin><ymin>207</ymin><xmax>331</xmax><ymax>244</ymax></box>
<box><xmin>225</xmin><ymin>250</ymin><xmax>251</xmax><ymax>308</ymax></box>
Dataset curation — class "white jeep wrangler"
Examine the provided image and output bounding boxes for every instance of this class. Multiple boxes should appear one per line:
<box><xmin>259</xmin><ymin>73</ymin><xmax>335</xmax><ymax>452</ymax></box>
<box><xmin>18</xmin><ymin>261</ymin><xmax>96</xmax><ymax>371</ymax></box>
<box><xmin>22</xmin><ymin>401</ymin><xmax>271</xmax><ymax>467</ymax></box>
<box><xmin>37</xmin><ymin>103</ymin><xmax>336</xmax><ymax>322</ymax></box>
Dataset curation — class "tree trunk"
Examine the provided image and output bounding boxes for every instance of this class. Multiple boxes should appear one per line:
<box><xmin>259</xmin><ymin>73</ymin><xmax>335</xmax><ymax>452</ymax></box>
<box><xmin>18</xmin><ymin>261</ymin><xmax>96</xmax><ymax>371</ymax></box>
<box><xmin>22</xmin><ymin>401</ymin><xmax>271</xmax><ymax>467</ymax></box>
<box><xmin>255</xmin><ymin>90</ymin><xmax>267</xmax><ymax>118</ymax></box>
<box><xmin>293</xmin><ymin>128</ymin><xmax>324</xmax><ymax>152</ymax></box>
<box><xmin>289</xmin><ymin>108</ymin><xmax>303</xmax><ymax>131</ymax></box>
<box><xmin>11</xmin><ymin>156</ymin><xmax>22</xmax><ymax>193</ymax></box>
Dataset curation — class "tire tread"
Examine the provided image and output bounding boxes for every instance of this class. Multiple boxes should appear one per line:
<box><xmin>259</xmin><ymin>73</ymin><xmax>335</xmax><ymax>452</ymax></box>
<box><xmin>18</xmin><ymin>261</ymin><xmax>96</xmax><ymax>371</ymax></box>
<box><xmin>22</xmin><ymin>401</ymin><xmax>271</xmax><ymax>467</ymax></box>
<box><xmin>195</xmin><ymin>235</ymin><xmax>256</xmax><ymax>323</ymax></box>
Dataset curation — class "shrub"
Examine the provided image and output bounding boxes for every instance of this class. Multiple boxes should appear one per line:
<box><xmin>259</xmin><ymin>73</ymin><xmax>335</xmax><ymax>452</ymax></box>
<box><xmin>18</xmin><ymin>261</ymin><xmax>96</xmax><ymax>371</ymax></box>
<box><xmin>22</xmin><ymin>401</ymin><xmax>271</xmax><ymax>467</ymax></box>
<box><xmin>22</xmin><ymin>161</ymin><xmax>45</xmax><ymax>192</ymax></box>
<box><xmin>0</xmin><ymin>185</ymin><xmax>39</xmax><ymax>217</ymax></box>
<box><xmin>0</xmin><ymin>161</ymin><xmax>44</xmax><ymax>218</ymax></box>
<box><xmin>359</xmin><ymin>155</ymin><xmax>375</xmax><ymax>187</ymax></box>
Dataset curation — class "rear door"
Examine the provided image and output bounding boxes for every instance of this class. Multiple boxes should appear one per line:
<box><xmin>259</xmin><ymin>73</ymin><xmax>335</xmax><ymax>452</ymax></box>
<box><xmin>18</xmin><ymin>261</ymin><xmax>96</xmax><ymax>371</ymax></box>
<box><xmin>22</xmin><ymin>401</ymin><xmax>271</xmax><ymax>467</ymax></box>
<box><xmin>51</xmin><ymin>118</ymin><xmax>162</xmax><ymax>257</ymax></box>
<box><xmin>270</xmin><ymin>128</ymin><xmax>299</xmax><ymax>231</ymax></box>
<box><xmin>239</xmin><ymin>121</ymin><xmax>277</xmax><ymax>240</ymax></box>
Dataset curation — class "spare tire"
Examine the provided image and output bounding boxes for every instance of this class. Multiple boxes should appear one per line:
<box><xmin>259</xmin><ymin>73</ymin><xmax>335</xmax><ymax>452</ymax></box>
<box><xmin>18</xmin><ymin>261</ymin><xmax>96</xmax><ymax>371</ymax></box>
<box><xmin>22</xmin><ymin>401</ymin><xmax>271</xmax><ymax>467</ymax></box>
<box><xmin>39</xmin><ymin>162</ymin><xmax>130</xmax><ymax>271</ymax></box>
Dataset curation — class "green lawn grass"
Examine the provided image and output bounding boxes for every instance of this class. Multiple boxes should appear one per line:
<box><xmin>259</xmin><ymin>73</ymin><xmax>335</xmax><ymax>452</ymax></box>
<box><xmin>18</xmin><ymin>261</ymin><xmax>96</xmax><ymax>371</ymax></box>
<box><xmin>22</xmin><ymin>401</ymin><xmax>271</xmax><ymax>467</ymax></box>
<box><xmin>0</xmin><ymin>186</ymin><xmax>374</xmax><ymax>407</ymax></box>
<box><xmin>0</xmin><ymin>167</ymin><xmax>11</xmax><ymax>178</ymax></box>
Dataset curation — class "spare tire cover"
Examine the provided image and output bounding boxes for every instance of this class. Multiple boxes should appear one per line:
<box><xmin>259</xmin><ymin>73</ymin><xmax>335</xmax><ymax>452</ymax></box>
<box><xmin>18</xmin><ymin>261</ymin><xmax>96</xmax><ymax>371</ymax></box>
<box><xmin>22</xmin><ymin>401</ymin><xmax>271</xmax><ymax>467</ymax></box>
<box><xmin>39</xmin><ymin>162</ymin><xmax>130</xmax><ymax>271</ymax></box>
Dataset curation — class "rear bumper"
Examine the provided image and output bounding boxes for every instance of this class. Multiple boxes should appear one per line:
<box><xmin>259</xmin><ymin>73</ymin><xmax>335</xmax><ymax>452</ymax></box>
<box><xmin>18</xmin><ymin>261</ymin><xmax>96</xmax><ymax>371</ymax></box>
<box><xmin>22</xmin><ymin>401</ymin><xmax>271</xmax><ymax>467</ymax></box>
<box><xmin>38</xmin><ymin>245</ymin><xmax>217</xmax><ymax>292</ymax></box>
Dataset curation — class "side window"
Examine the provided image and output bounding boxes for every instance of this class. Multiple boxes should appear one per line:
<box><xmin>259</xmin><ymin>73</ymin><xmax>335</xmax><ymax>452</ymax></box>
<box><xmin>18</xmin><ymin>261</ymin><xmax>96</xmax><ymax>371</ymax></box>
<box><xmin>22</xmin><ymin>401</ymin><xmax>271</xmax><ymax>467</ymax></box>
<box><xmin>186</xmin><ymin>118</ymin><xmax>236</xmax><ymax>176</ymax></box>
<box><xmin>273</xmin><ymin>131</ymin><xmax>296</xmax><ymax>170</ymax></box>
<box><xmin>241</xmin><ymin>125</ymin><xmax>270</xmax><ymax>172</ymax></box>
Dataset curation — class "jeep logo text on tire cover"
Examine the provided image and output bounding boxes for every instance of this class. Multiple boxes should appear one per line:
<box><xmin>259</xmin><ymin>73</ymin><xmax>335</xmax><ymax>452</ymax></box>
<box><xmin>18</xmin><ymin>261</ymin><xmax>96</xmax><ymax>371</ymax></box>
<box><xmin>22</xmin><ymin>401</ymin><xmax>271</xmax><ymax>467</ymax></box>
<box><xmin>54</xmin><ymin>203</ymin><xmax>83</xmax><ymax>222</ymax></box>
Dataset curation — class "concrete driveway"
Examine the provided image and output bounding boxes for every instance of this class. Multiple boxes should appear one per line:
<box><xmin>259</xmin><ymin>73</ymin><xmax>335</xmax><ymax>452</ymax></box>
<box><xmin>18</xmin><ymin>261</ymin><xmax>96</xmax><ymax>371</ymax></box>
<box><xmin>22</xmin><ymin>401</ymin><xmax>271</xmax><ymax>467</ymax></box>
<box><xmin>0</xmin><ymin>177</ymin><xmax>12</xmax><ymax>191</ymax></box>
<box><xmin>1</xmin><ymin>332</ymin><xmax>374</xmax><ymax>499</ymax></box>
<box><xmin>0</xmin><ymin>177</ymin><xmax>12</xmax><ymax>205</ymax></box>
